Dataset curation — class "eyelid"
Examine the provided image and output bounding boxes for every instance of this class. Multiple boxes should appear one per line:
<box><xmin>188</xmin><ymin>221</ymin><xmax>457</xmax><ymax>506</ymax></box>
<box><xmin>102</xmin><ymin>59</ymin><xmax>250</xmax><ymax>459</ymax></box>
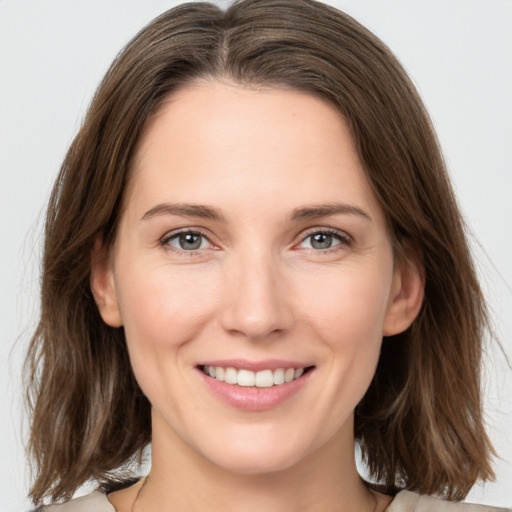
<box><xmin>158</xmin><ymin>226</ymin><xmax>352</xmax><ymax>255</ymax></box>
<box><xmin>294</xmin><ymin>226</ymin><xmax>352</xmax><ymax>250</ymax></box>
<box><xmin>159</xmin><ymin>227</ymin><xmax>217</xmax><ymax>254</ymax></box>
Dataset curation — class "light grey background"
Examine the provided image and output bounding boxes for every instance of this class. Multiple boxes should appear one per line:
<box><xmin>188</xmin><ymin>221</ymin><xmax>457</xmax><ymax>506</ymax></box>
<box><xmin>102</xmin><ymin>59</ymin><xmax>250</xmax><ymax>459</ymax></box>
<box><xmin>1</xmin><ymin>1</ymin><xmax>511</xmax><ymax>510</ymax></box>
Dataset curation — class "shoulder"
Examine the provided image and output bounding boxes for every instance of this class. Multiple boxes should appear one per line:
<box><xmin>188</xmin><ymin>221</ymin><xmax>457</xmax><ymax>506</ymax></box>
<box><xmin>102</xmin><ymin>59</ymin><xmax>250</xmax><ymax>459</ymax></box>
<box><xmin>33</xmin><ymin>490</ymin><xmax>115</xmax><ymax>512</ymax></box>
<box><xmin>387</xmin><ymin>490</ymin><xmax>511</xmax><ymax>512</ymax></box>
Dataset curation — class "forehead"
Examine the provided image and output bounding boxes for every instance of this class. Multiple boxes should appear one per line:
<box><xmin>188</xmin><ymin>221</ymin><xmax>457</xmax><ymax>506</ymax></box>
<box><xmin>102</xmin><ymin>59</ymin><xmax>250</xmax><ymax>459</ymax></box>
<box><xmin>125</xmin><ymin>80</ymin><xmax>384</xmax><ymax>225</ymax></box>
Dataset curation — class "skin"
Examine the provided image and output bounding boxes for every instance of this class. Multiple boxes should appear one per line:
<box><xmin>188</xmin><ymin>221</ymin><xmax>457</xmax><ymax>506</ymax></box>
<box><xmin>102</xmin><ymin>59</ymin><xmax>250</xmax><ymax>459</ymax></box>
<box><xmin>92</xmin><ymin>80</ymin><xmax>424</xmax><ymax>512</ymax></box>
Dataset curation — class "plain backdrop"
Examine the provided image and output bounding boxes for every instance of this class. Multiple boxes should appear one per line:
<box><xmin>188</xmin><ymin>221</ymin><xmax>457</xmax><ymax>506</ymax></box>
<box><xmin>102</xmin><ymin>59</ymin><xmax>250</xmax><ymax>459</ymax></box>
<box><xmin>1</xmin><ymin>1</ymin><xmax>511</xmax><ymax>510</ymax></box>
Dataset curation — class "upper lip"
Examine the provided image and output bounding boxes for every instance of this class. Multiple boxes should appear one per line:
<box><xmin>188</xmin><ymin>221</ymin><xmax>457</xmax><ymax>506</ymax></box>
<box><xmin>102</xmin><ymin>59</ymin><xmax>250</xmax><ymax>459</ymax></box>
<box><xmin>196</xmin><ymin>359</ymin><xmax>313</xmax><ymax>372</ymax></box>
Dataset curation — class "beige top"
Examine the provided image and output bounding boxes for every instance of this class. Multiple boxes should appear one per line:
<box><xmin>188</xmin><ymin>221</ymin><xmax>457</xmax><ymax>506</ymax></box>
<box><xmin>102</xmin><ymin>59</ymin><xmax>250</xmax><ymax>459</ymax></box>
<box><xmin>39</xmin><ymin>489</ymin><xmax>511</xmax><ymax>512</ymax></box>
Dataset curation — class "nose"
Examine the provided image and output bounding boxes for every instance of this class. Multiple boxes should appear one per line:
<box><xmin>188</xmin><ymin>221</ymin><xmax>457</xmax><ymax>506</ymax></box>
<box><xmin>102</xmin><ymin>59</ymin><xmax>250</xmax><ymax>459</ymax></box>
<box><xmin>219</xmin><ymin>250</ymin><xmax>294</xmax><ymax>341</ymax></box>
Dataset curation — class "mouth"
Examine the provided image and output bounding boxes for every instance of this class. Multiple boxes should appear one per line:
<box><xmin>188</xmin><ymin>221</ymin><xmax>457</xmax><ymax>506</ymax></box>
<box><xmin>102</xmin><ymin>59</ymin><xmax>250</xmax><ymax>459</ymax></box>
<box><xmin>199</xmin><ymin>365</ymin><xmax>315</xmax><ymax>388</ymax></box>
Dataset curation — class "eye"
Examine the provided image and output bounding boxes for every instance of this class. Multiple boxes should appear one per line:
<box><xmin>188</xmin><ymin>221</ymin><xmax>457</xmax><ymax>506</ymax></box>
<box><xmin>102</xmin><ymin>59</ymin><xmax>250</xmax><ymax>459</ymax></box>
<box><xmin>298</xmin><ymin>230</ymin><xmax>350</xmax><ymax>251</ymax></box>
<box><xmin>163</xmin><ymin>231</ymin><xmax>211</xmax><ymax>251</ymax></box>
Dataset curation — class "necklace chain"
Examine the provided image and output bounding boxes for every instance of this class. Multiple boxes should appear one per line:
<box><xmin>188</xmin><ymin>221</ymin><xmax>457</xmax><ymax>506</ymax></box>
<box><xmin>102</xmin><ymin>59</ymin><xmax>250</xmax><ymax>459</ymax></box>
<box><xmin>130</xmin><ymin>474</ymin><xmax>149</xmax><ymax>512</ymax></box>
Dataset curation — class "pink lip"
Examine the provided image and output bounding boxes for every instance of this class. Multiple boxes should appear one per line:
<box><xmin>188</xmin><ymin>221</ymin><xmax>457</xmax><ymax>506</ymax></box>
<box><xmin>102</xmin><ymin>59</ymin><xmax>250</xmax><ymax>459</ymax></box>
<box><xmin>197</xmin><ymin>366</ymin><xmax>314</xmax><ymax>412</ymax></box>
<box><xmin>197</xmin><ymin>358</ymin><xmax>310</xmax><ymax>372</ymax></box>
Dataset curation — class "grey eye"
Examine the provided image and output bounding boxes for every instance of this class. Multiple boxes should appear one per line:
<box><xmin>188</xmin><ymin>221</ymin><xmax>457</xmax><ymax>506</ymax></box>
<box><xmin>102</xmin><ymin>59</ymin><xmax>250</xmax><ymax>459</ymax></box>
<box><xmin>168</xmin><ymin>232</ymin><xmax>208</xmax><ymax>251</ymax></box>
<box><xmin>311</xmin><ymin>233</ymin><xmax>333</xmax><ymax>249</ymax></box>
<box><xmin>308</xmin><ymin>232</ymin><xmax>339</xmax><ymax>250</ymax></box>
<box><xmin>299</xmin><ymin>231</ymin><xmax>346</xmax><ymax>250</ymax></box>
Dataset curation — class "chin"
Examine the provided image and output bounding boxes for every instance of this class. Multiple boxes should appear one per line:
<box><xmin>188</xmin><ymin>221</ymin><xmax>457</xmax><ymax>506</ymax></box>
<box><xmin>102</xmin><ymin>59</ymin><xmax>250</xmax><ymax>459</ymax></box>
<box><xmin>208</xmin><ymin>447</ymin><xmax>304</xmax><ymax>476</ymax></box>
<box><xmin>194</xmin><ymin>427</ymin><xmax>313</xmax><ymax>476</ymax></box>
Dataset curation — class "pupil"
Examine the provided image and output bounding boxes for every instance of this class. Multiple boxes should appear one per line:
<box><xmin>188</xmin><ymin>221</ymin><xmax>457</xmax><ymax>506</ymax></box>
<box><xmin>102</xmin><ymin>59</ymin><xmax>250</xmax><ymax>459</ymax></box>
<box><xmin>311</xmin><ymin>233</ymin><xmax>332</xmax><ymax>249</ymax></box>
<box><xmin>179</xmin><ymin>233</ymin><xmax>201</xmax><ymax>250</ymax></box>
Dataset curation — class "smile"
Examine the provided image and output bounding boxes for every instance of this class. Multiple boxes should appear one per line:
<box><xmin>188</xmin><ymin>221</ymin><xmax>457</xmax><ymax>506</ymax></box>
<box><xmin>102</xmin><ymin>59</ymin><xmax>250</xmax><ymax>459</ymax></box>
<box><xmin>198</xmin><ymin>363</ymin><xmax>315</xmax><ymax>411</ymax></box>
<box><xmin>201</xmin><ymin>365</ymin><xmax>308</xmax><ymax>388</ymax></box>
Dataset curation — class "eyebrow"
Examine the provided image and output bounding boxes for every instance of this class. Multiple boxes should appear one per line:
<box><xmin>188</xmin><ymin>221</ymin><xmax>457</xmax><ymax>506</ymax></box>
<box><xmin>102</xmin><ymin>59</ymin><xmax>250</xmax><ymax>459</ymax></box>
<box><xmin>290</xmin><ymin>203</ymin><xmax>372</xmax><ymax>222</ymax></box>
<box><xmin>141</xmin><ymin>201</ymin><xmax>371</xmax><ymax>223</ymax></box>
<box><xmin>141</xmin><ymin>203</ymin><xmax>226</xmax><ymax>221</ymax></box>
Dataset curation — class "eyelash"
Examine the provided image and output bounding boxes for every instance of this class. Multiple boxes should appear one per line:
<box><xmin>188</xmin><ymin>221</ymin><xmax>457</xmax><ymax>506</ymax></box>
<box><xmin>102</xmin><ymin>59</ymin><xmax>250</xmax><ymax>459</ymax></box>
<box><xmin>159</xmin><ymin>227</ymin><xmax>352</xmax><ymax>256</ymax></box>
<box><xmin>159</xmin><ymin>229</ymin><xmax>214</xmax><ymax>255</ymax></box>
<box><xmin>295</xmin><ymin>227</ymin><xmax>352</xmax><ymax>253</ymax></box>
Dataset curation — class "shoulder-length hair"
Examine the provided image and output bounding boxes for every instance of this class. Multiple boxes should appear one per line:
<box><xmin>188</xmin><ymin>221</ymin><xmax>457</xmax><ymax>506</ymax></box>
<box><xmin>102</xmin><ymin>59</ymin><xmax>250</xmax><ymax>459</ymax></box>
<box><xmin>26</xmin><ymin>0</ymin><xmax>494</xmax><ymax>504</ymax></box>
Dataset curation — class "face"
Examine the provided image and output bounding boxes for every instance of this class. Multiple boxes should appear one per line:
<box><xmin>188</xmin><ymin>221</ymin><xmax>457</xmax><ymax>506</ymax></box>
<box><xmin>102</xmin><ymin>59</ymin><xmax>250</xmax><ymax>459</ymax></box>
<box><xmin>92</xmin><ymin>81</ymin><xmax>422</xmax><ymax>475</ymax></box>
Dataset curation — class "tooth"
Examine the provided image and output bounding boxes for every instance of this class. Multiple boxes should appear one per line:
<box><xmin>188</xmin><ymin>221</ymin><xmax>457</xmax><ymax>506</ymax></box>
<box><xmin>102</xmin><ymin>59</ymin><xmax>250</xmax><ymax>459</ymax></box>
<box><xmin>224</xmin><ymin>367</ymin><xmax>238</xmax><ymax>385</ymax></box>
<box><xmin>255</xmin><ymin>370</ymin><xmax>274</xmax><ymax>388</ymax></box>
<box><xmin>284</xmin><ymin>368</ymin><xmax>295</xmax><ymax>383</ymax></box>
<box><xmin>237</xmin><ymin>369</ymin><xmax>255</xmax><ymax>387</ymax></box>
<box><xmin>273</xmin><ymin>368</ymin><xmax>285</xmax><ymax>385</ymax></box>
<box><xmin>205</xmin><ymin>365</ymin><xmax>306</xmax><ymax>386</ymax></box>
<box><xmin>215</xmin><ymin>366</ymin><xmax>225</xmax><ymax>381</ymax></box>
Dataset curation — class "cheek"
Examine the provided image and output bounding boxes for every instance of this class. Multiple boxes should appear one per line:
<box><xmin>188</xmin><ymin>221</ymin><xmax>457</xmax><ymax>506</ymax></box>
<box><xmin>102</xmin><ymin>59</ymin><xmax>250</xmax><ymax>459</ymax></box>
<box><xmin>296</xmin><ymin>263</ymin><xmax>393</xmax><ymax>404</ymax></box>
<box><xmin>114</xmin><ymin>261</ymin><xmax>221</xmax><ymax>367</ymax></box>
<box><xmin>296</xmin><ymin>263</ymin><xmax>393</xmax><ymax>345</ymax></box>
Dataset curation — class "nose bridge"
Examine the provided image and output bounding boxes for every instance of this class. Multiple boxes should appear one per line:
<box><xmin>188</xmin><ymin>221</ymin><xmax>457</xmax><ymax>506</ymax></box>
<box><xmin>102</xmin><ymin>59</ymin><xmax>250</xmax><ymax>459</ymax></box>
<box><xmin>220</xmin><ymin>243</ymin><xmax>293</xmax><ymax>339</ymax></box>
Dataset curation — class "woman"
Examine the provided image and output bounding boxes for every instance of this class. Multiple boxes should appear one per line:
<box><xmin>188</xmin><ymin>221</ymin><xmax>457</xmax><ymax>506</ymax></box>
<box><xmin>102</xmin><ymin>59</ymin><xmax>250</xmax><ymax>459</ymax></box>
<box><xmin>25</xmin><ymin>0</ymin><xmax>509</xmax><ymax>510</ymax></box>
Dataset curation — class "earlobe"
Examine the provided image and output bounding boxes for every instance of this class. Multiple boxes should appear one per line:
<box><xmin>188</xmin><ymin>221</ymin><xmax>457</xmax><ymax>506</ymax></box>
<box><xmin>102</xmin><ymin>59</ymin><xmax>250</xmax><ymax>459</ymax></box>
<box><xmin>90</xmin><ymin>235</ymin><xmax>123</xmax><ymax>327</ymax></box>
<box><xmin>383</xmin><ymin>252</ymin><xmax>425</xmax><ymax>336</ymax></box>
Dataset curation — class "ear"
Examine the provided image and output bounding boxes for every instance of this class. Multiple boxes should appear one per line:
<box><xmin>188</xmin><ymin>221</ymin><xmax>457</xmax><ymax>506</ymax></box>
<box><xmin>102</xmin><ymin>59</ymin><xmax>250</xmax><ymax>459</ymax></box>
<box><xmin>90</xmin><ymin>235</ymin><xmax>123</xmax><ymax>327</ymax></box>
<box><xmin>383</xmin><ymin>247</ymin><xmax>425</xmax><ymax>336</ymax></box>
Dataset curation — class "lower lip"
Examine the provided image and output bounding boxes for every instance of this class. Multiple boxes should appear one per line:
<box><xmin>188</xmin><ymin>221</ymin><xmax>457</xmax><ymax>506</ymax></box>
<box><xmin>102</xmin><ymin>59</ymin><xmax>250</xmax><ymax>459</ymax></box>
<box><xmin>198</xmin><ymin>369</ymin><xmax>313</xmax><ymax>412</ymax></box>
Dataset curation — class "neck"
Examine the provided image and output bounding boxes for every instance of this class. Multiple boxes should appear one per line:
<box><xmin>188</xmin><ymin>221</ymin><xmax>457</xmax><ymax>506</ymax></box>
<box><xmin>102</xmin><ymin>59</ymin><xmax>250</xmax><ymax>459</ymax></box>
<box><xmin>134</xmin><ymin>412</ymin><xmax>377</xmax><ymax>512</ymax></box>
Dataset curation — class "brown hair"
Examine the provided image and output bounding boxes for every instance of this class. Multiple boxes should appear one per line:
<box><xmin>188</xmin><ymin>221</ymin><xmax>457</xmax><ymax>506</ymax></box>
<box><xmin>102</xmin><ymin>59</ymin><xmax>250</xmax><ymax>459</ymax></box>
<box><xmin>26</xmin><ymin>0</ymin><xmax>494</xmax><ymax>504</ymax></box>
